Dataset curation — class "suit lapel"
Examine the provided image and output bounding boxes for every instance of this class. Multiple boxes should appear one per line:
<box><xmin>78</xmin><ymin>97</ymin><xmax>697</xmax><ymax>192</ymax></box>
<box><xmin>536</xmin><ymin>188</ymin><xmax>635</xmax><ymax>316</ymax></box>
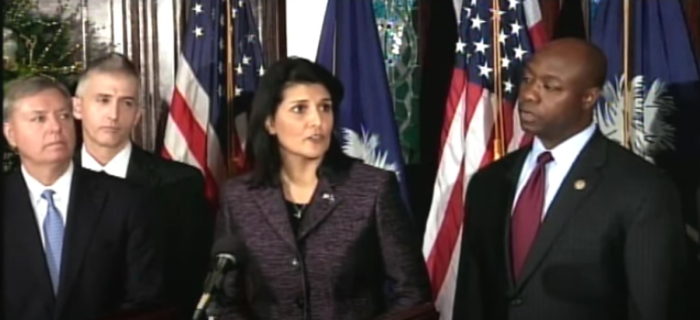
<box><xmin>55</xmin><ymin>169</ymin><xmax>108</xmax><ymax>314</ymax></box>
<box><xmin>251</xmin><ymin>165</ymin><xmax>349</xmax><ymax>247</ymax></box>
<box><xmin>515</xmin><ymin>132</ymin><xmax>607</xmax><ymax>290</ymax></box>
<box><xmin>297</xmin><ymin>177</ymin><xmax>342</xmax><ymax>241</ymax></box>
<box><xmin>4</xmin><ymin>172</ymin><xmax>56</xmax><ymax>301</ymax></box>
<box><xmin>252</xmin><ymin>186</ymin><xmax>298</xmax><ymax>250</ymax></box>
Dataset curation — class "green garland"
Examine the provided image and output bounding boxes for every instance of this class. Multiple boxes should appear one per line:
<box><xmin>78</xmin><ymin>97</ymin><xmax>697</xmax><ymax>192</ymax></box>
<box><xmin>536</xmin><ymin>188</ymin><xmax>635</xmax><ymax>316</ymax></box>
<box><xmin>3</xmin><ymin>0</ymin><xmax>86</xmax><ymax>172</ymax></box>
<box><xmin>3</xmin><ymin>0</ymin><xmax>84</xmax><ymax>87</ymax></box>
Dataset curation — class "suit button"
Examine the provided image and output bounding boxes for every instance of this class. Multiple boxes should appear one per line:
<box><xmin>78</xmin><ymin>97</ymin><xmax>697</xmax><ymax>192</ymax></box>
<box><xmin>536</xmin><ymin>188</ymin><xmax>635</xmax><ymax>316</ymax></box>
<box><xmin>510</xmin><ymin>298</ymin><xmax>523</xmax><ymax>306</ymax></box>
<box><xmin>291</xmin><ymin>258</ymin><xmax>299</xmax><ymax>267</ymax></box>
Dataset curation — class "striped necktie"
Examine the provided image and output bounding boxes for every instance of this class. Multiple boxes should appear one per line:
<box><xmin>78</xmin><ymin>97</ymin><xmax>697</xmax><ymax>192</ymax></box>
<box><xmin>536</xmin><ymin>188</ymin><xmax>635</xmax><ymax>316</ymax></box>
<box><xmin>42</xmin><ymin>189</ymin><xmax>65</xmax><ymax>294</ymax></box>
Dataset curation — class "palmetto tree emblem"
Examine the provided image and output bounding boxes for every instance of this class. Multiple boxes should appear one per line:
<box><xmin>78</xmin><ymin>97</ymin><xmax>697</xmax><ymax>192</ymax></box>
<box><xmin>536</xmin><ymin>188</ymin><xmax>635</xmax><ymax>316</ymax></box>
<box><xmin>594</xmin><ymin>74</ymin><xmax>675</xmax><ymax>163</ymax></box>
<box><xmin>341</xmin><ymin>127</ymin><xmax>400</xmax><ymax>180</ymax></box>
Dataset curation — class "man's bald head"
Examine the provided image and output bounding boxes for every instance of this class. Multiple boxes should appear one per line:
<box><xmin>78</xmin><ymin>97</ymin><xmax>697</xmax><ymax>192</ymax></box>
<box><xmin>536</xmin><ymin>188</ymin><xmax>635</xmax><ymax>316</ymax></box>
<box><xmin>517</xmin><ymin>38</ymin><xmax>608</xmax><ymax>149</ymax></box>
<box><xmin>536</xmin><ymin>38</ymin><xmax>608</xmax><ymax>89</ymax></box>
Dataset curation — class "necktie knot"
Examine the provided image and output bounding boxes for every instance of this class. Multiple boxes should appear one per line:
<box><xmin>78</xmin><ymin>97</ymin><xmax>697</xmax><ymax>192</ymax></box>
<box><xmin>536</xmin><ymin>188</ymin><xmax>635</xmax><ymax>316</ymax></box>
<box><xmin>41</xmin><ymin>189</ymin><xmax>56</xmax><ymax>204</ymax></box>
<box><xmin>537</xmin><ymin>151</ymin><xmax>554</xmax><ymax>166</ymax></box>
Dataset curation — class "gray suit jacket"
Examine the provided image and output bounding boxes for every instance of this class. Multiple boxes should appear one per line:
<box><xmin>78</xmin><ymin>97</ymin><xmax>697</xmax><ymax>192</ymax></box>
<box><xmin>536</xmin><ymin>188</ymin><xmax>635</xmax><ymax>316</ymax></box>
<box><xmin>215</xmin><ymin>161</ymin><xmax>431</xmax><ymax>320</ymax></box>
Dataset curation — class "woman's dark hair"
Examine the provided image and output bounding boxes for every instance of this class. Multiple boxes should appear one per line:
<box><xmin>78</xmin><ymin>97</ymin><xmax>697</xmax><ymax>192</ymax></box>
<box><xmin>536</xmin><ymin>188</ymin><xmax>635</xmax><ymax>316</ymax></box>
<box><xmin>245</xmin><ymin>57</ymin><xmax>354</xmax><ymax>187</ymax></box>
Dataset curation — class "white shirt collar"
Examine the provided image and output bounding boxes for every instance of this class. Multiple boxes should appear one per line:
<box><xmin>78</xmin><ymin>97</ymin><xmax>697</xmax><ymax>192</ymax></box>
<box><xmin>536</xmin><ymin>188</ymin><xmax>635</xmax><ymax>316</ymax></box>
<box><xmin>81</xmin><ymin>142</ymin><xmax>132</xmax><ymax>178</ymax></box>
<box><xmin>21</xmin><ymin>161</ymin><xmax>74</xmax><ymax>206</ymax></box>
<box><xmin>530</xmin><ymin>122</ymin><xmax>597</xmax><ymax>166</ymax></box>
<box><xmin>513</xmin><ymin>122</ymin><xmax>598</xmax><ymax>217</ymax></box>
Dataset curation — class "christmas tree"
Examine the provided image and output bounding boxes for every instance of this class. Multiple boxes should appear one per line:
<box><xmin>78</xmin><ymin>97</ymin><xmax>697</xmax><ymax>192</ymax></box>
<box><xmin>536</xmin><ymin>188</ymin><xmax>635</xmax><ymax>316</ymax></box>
<box><xmin>3</xmin><ymin>0</ymin><xmax>101</xmax><ymax>172</ymax></box>
<box><xmin>3</xmin><ymin>0</ymin><xmax>85</xmax><ymax>87</ymax></box>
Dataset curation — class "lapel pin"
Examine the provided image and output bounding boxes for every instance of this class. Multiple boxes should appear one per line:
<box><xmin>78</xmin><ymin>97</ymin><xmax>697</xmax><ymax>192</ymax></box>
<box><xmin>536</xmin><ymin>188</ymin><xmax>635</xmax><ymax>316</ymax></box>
<box><xmin>574</xmin><ymin>179</ymin><xmax>586</xmax><ymax>190</ymax></box>
<box><xmin>322</xmin><ymin>193</ymin><xmax>335</xmax><ymax>202</ymax></box>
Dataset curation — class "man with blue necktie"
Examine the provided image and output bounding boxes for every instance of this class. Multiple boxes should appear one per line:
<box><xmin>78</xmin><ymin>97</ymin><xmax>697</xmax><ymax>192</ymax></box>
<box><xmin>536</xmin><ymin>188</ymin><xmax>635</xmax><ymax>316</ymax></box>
<box><xmin>1</xmin><ymin>76</ymin><xmax>164</xmax><ymax>320</ymax></box>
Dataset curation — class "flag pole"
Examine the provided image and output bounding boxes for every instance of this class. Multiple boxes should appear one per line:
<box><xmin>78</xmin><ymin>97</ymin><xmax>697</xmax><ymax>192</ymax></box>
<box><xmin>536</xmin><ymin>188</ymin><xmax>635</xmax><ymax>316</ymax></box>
<box><xmin>492</xmin><ymin>0</ymin><xmax>505</xmax><ymax>160</ymax></box>
<box><xmin>582</xmin><ymin>0</ymin><xmax>591</xmax><ymax>40</ymax></box>
<box><xmin>622</xmin><ymin>0</ymin><xmax>632</xmax><ymax>149</ymax></box>
<box><xmin>332</xmin><ymin>19</ymin><xmax>337</xmax><ymax>75</ymax></box>
<box><xmin>225</xmin><ymin>0</ymin><xmax>237</xmax><ymax>176</ymax></box>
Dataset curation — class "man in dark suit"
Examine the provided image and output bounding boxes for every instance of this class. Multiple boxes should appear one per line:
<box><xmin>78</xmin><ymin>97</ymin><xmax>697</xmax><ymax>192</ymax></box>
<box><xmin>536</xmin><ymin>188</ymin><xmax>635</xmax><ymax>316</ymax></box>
<box><xmin>71</xmin><ymin>53</ymin><xmax>213</xmax><ymax>318</ymax></box>
<box><xmin>2</xmin><ymin>76</ymin><xmax>164</xmax><ymax>320</ymax></box>
<box><xmin>452</xmin><ymin>38</ymin><xmax>689</xmax><ymax>320</ymax></box>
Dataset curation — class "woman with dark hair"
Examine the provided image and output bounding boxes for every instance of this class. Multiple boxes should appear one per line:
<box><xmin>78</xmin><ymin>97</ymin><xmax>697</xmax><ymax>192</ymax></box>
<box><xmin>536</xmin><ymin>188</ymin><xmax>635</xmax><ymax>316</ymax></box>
<box><xmin>215</xmin><ymin>57</ymin><xmax>431</xmax><ymax>320</ymax></box>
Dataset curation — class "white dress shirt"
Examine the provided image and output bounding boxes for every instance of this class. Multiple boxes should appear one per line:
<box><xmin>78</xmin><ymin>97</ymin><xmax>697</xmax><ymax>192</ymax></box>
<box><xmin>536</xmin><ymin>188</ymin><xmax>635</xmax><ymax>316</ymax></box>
<box><xmin>513</xmin><ymin>122</ymin><xmax>597</xmax><ymax>219</ymax></box>
<box><xmin>81</xmin><ymin>143</ymin><xmax>132</xmax><ymax>178</ymax></box>
<box><xmin>22</xmin><ymin>162</ymin><xmax>74</xmax><ymax>249</ymax></box>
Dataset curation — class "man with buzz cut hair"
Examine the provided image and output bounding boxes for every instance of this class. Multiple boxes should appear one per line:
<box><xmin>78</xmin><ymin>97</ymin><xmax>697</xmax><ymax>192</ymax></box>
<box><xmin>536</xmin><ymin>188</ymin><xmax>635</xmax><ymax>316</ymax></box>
<box><xmin>2</xmin><ymin>75</ymin><xmax>164</xmax><ymax>320</ymax></box>
<box><xmin>73</xmin><ymin>52</ymin><xmax>214</xmax><ymax>318</ymax></box>
<box><xmin>452</xmin><ymin>38</ymin><xmax>689</xmax><ymax>320</ymax></box>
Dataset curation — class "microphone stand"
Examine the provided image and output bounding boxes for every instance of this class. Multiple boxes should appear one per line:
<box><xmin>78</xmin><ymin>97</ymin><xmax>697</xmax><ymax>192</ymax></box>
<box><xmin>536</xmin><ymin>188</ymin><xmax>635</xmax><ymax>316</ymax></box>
<box><xmin>192</xmin><ymin>254</ymin><xmax>236</xmax><ymax>320</ymax></box>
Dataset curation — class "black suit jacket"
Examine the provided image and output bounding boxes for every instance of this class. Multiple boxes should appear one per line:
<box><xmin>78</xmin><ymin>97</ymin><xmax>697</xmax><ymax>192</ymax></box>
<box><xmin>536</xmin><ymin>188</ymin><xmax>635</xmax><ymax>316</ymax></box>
<box><xmin>2</xmin><ymin>167</ymin><xmax>163</xmax><ymax>320</ymax></box>
<box><xmin>453</xmin><ymin>131</ymin><xmax>689</xmax><ymax>320</ymax></box>
<box><xmin>76</xmin><ymin>145</ymin><xmax>213</xmax><ymax>318</ymax></box>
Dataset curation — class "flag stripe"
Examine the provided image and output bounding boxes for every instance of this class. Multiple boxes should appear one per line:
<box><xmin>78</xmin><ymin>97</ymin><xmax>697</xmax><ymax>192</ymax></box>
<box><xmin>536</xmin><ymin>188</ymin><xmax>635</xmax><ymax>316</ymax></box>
<box><xmin>162</xmin><ymin>0</ymin><xmax>263</xmax><ymax>207</ymax></box>
<box><xmin>165</xmin><ymin>88</ymin><xmax>223</xmax><ymax>204</ymax></box>
<box><xmin>166</xmin><ymin>55</ymin><xmax>226</xmax><ymax>197</ymax></box>
<box><xmin>422</xmin><ymin>1</ymin><xmax>546</xmax><ymax>318</ymax></box>
<box><xmin>162</xmin><ymin>1</ymin><xmax>226</xmax><ymax>208</ymax></box>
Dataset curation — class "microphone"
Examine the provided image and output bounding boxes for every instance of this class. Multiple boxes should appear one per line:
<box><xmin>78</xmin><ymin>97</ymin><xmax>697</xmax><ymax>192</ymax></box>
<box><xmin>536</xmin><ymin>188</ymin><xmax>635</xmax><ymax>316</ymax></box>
<box><xmin>192</xmin><ymin>235</ymin><xmax>244</xmax><ymax>320</ymax></box>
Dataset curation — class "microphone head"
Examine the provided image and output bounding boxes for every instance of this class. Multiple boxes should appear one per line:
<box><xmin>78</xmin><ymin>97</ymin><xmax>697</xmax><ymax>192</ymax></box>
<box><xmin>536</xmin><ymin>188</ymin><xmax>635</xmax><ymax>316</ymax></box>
<box><xmin>211</xmin><ymin>234</ymin><xmax>245</xmax><ymax>264</ymax></box>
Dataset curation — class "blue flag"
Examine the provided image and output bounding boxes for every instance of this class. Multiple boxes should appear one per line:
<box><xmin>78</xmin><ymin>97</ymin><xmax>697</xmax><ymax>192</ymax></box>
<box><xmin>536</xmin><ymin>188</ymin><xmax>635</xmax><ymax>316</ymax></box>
<box><xmin>316</xmin><ymin>0</ymin><xmax>411</xmax><ymax>212</ymax></box>
<box><xmin>589</xmin><ymin>0</ymin><xmax>604</xmax><ymax>23</ymax></box>
<box><xmin>591</xmin><ymin>0</ymin><xmax>700</xmax><ymax>164</ymax></box>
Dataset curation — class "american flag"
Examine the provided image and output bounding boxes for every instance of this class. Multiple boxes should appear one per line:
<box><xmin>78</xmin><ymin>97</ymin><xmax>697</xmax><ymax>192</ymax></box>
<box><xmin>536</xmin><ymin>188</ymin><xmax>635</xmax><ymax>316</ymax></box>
<box><xmin>421</xmin><ymin>0</ymin><xmax>547</xmax><ymax>318</ymax></box>
<box><xmin>231</xmin><ymin>0</ymin><xmax>265</xmax><ymax>173</ymax></box>
<box><xmin>162</xmin><ymin>0</ymin><xmax>264</xmax><ymax>206</ymax></box>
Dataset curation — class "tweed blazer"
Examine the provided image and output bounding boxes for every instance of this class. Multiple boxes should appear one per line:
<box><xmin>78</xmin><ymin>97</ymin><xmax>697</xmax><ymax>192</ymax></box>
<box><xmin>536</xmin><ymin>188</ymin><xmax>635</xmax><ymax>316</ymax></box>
<box><xmin>215</xmin><ymin>161</ymin><xmax>432</xmax><ymax>320</ymax></box>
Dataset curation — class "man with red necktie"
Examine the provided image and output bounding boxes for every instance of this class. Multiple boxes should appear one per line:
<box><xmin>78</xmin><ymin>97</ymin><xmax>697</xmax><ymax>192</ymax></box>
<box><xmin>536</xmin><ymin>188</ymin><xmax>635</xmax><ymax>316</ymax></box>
<box><xmin>452</xmin><ymin>38</ymin><xmax>689</xmax><ymax>320</ymax></box>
